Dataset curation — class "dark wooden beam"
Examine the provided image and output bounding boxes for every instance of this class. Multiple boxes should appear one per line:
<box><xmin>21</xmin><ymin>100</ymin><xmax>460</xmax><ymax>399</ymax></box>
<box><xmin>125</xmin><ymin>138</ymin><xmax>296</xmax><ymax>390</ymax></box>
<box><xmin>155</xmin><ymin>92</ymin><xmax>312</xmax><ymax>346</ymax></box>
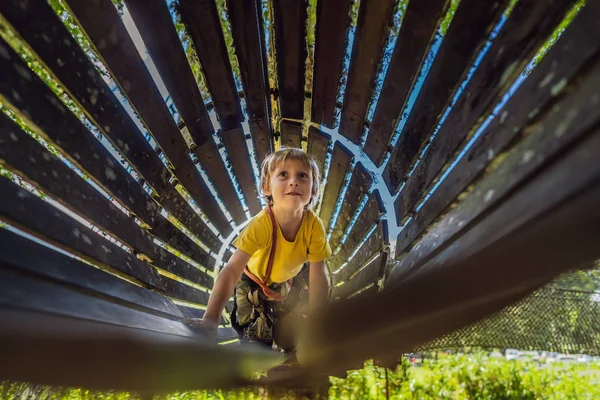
<box><xmin>382</xmin><ymin>0</ymin><xmax>510</xmax><ymax>194</ymax></box>
<box><xmin>363</xmin><ymin>0</ymin><xmax>447</xmax><ymax>166</ymax></box>
<box><xmin>273</xmin><ymin>0</ymin><xmax>307</xmax><ymax>120</ymax></box>
<box><xmin>318</xmin><ymin>142</ymin><xmax>353</xmax><ymax>231</ymax></box>
<box><xmin>306</xmin><ymin>126</ymin><xmax>331</xmax><ymax>183</ymax></box>
<box><xmin>394</xmin><ymin>0</ymin><xmax>576</xmax><ymax>226</ymax></box>
<box><xmin>280</xmin><ymin>120</ymin><xmax>303</xmax><ymax>148</ymax></box>
<box><xmin>339</xmin><ymin>0</ymin><xmax>396</xmax><ymax>144</ymax></box>
<box><xmin>311</xmin><ymin>0</ymin><xmax>351</xmax><ymax>128</ymax></box>
<box><xmin>395</xmin><ymin>7</ymin><xmax>600</xmax><ymax>256</ymax></box>
<box><xmin>63</xmin><ymin>0</ymin><xmax>233</xmax><ymax>235</ymax></box>
<box><xmin>249</xmin><ymin>119</ymin><xmax>274</xmax><ymax>167</ymax></box>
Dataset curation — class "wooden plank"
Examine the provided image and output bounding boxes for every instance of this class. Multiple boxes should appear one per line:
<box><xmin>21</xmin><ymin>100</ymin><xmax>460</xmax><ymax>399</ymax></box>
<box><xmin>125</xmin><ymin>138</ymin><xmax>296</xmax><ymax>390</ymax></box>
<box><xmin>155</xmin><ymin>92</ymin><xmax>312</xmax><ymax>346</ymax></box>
<box><xmin>63</xmin><ymin>0</ymin><xmax>232</xmax><ymax>235</ymax></box>
<box><xmin>0</xmin><ymin>229</ymin><xmax>183</xmax><ymax>319</ymax></box>
<box><xmin>332</xmin><ymin>221</ymin><xmax>387</xmax><ymax>284</ymax></box>
<box><xmin>382</xmin><ymin>0</ymin><xmax>510</xmax><ymax>194</ymax></box>
<box><xmin>300</xmin><ymin>132</ymin><xmax>600</xmax><ymax>372</ymax></box>
<box><xmin>126</xmin><ymin>0</ymin><xmax>247</xmax><ymax>226</ymax></box>
<box><xmin>311</xmin><ymin>0</ymin><xmax>352</xmax><ymax>128</ymax></box>
<box><xmin>0</xmin><ymin>116</ymin><xmax>216</xmax><ymax>275</ymax></box>
<box><xmin>332</xmin><ymin>251</ymin><xmax>387</xmax><ymax>300</ymax></box>
<box><xmin>339</xmin><ymin>0</ymin><xmax>396</xmax><ymax>144</ymax></box>
<box><xmin>0</xmin><ymin>40</ymin><xmax>158</xmax><ymax>227</ymax></box>
<box><xmin>176</xmin><ymin>0</ymin><xmax>244</xmax><ymax>130</ymax></box>
<box><xmin>306</xmin><ymin>126</ymin><xmax>331</xmax><ymax>182</ymax></box>
<box><xmin>363</xmin><ymin>0</ymin><xmax>448</xmax><ymax>166</ymax></box>
<box><xmin>0</xmin><ymin>178</ymin><xmax>213</xmax><ymax>303</ymax></box>
<box><xmin>328</xmin><ymin>163</ymin><xmax>372</xmax><ymax>248</ymax></box>
<box><xmin>249</xmin><ymin>119</ymin><xmax>274</xmax><ymax>167</ymax></box>
<box><xmin>272</xmin><ymin>0</ymin><xmax>307</xmax><ymax>120</ymax></box>
<box><xmin>280</xmin><ymin>120</ymin><xmax>303</xmax><ymax>148</ymax></box>
<box><xmin>395</xmin><ymin>7</ymin><xmax>600</xmax><ymax>256</ymax></box>
<box><xmin>0</xmin><ymin>310</ymin><xmax>283</xmax><ymax>392</ymax></box>
<box><xmin>220</xmin><ymin>126</ymin><xmax>262</xmax><ymax>215</ymax></box>
<box><xmin>226</xmin><ymin>0</ymin><xmax>271</xmax><ymax>122</ymax></box>
<box><xmin>394</xmin><ymin>54</ymin><xmax>600</xmax><ymax>272</ymax></box>
<box><xmin>394</xmin><ymin>0</ymin><xmax>576</xmax><ymax>225</ymax></box>
<box><xmin>318</xmin><ymin>142</ymin><xmax>353</xmax><ymax>231</ymax></box>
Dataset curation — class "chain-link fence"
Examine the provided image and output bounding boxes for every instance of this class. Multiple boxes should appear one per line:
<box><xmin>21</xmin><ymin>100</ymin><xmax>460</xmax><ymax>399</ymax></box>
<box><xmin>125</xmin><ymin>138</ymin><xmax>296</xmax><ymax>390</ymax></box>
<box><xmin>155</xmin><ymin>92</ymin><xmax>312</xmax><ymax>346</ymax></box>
<box><xmin>419</xmin><ymin>284</ymin><xmax>600</xmax><ymax>355</ymax></box>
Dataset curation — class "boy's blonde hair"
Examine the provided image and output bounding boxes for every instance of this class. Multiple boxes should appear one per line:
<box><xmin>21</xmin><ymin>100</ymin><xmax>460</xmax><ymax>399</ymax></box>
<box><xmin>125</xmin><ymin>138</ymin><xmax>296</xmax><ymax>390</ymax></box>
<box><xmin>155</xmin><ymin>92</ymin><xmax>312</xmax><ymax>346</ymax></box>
<box><xmin>260</xmin><ymin>147</ymin><xmax>321</xmax><ymax>210</ymax></box>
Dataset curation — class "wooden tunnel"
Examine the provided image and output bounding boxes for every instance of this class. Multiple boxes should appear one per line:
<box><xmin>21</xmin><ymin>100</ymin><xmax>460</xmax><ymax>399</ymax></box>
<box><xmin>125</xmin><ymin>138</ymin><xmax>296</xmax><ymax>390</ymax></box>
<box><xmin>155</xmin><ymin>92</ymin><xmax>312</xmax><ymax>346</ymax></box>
<box><xmin>0</xmin><ymin>0</ymin><xmax>599</xmax><ymax>392</ymax></box>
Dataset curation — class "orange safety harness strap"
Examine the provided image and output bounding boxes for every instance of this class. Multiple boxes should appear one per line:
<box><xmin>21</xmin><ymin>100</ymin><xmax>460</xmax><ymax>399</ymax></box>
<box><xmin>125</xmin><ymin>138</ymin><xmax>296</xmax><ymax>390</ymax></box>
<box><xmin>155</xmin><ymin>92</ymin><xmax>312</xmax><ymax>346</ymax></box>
<box><xmin>244</xmin><ymin>205</ymin><xmax>291</xmax><ymax>301</ymax></box>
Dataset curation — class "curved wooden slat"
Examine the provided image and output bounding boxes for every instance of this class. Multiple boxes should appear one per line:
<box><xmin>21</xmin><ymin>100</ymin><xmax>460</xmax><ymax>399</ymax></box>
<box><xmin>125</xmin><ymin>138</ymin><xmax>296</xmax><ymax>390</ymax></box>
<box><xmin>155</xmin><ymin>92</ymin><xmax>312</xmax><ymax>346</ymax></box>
<box><xmin>273</xmin><ymin>0</ymin><xmax>307</xmax><ymax>120</ymax></box>
<box><xmin>339</xmin><ymin>0</ymin><xmax>396</xmax><ymax>144</ymax></box>
<box><xmin>394</xmin><ymin>0</ymin><xmax>576</xmax><ymax>225</ymax></box>
<box><xmin>318</xmin><ymin>142</ymin><xmax>353</xmax><ymax>231</ymax></box>
<box><xmin>306</xmin><ymin>126</ymin><xmax>331</xmax><ymax>182</ymax></box>
<box><xmin>62</xmin><ymin>0</ymin><xmax>232</xmax><ymax>235</ymax></box>
<box><xmin>311</xmin><ymin>0</ymin><xmax>351</xmax><ymax>128</ymax></box>
<box><xmin>280</xmin><ymin>119</ymin><xmax>303</xmax><ymax>148</ymax></box>
<box><xmin>0</xmin><ymin>116</ymin><xmax>215</xmax><ymax>274</ymax></box>
<box><xmin>328</xmin><ymin>163</ymin><xmax>372</xmax><ymax>248</ymax></box>
<box><xmin>363</xmin><ymin>0</ymin><xmax>447</xmax><ymax>166</ymax></box>
<box><xmin>249</xmin><ymin>119</ymin><xmax>274</xmax><ymax>168</ymax></box>
<box><xmin>124</xmin><ymin>0</ymin><xmax>247</xmax><ymax>226</ymax></box>
<box><xmin>395</xmin><ymin>7</ymin><xmax>600</xmax><ymax>257</ymax></box>
<box><xmin>332</xmin><ymin>250</ymin><xmax>388</xmax><ymax>300</ymax></box>
<box><xmin>382</xmin><ymin>0</ymin><xmax>510</xmax><ymax>194</ymax></box>
<box><xmin>226</xmin><ymin>0</ymin><xmax>271</xmax><ymax>122</ymax></box>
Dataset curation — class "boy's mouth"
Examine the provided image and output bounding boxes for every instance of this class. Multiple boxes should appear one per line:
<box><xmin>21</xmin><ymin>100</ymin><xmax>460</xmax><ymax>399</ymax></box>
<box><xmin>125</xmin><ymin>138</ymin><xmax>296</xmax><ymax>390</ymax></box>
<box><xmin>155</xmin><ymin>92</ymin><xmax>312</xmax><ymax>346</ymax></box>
<box><xmin>286</xmin><ymin>192</ymin><xmax>302</xmax><ymax>196</ymax></box>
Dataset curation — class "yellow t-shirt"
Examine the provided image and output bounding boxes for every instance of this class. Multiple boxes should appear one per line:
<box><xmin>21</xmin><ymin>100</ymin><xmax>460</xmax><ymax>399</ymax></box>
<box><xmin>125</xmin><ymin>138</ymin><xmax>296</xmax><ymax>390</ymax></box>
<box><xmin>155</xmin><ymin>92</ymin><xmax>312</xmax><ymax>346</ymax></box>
<box><xmin>232</xmin><ymin>208</ymin><xmax>332</xmax><ymax>284</ymax></box>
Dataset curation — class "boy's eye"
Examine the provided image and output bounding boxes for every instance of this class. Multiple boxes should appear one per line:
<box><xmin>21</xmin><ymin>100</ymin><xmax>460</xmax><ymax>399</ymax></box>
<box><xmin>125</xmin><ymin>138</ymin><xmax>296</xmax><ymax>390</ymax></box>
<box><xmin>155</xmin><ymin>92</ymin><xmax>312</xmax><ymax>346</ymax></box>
<box><xmin>299</xmin><ymin>172</ymin><xmax>308</xmax><ymax>179</ymax></box>
<box><xmin>278</xmin><ymin>171</ymin><xmax>288</xmax><ymax>177</ymax></box>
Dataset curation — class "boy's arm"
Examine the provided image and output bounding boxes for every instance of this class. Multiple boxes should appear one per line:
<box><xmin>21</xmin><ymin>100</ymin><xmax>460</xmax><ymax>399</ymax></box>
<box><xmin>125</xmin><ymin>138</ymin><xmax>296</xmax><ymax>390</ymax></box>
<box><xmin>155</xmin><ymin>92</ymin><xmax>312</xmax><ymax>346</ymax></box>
<box><xmin>309</xmin><ymin>260</ymin><xmax>329</xmax><ymax>310</ymax></box>
<box><xmin>202</xmin><ymin>249</ymin><xmax>251</xmax><ymax>328</ymax></box>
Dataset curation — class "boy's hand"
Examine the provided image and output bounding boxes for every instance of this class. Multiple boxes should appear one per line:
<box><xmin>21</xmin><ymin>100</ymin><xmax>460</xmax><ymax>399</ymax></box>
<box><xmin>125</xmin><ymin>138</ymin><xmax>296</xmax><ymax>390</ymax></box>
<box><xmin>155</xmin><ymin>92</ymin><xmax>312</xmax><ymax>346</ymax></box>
<box><xmin>182</xmin><ymin>318</ymin><xmax>218</xmax><ymax>342</ymax></box>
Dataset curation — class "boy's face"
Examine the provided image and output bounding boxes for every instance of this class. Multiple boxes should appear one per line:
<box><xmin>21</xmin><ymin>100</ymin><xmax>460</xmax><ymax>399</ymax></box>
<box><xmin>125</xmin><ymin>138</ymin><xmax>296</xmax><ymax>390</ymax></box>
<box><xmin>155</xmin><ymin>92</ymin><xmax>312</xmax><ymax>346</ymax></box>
<box><xmin>264</xmin><ymin>159</ymin><xmax>314</xmax><ymax>211</ymax></box>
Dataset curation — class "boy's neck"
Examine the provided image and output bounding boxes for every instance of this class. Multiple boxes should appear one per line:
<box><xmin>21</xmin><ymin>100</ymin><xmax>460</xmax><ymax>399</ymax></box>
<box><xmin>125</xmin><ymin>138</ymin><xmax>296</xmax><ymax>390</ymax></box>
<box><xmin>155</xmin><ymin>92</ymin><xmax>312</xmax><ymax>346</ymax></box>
<box><xmin>271</xmin><ymin>204</ymin><xmax>304</xmax><ymax>226</ymax></box>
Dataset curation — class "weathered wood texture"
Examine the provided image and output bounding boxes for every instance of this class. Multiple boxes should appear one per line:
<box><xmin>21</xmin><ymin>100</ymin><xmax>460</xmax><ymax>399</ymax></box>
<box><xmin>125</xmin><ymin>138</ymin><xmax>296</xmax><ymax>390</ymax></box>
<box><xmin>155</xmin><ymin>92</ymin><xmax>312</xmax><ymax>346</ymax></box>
<box><xmin>220</xmin><ymin>126</ymin><xmax>262</xmax><ymax>215</ymax></box>
<box><xmin>339</xmin><ymin>0</ymin><xmax>396</xmax><ymax>144</ymax></box>
<box><xmin>249</xmin><ymin>119</ymin><xmax>274</xmax><ymax>167</ymax></box>
<box><xmin>394</xmin><ymin>0</ymin><xmax>575</xmax><ymax>225</ymax></box>
<box><xmin>126</xmin><ymin>0</ymin><xmax>247</xmax><ymax>226</ymax></box>
<box><xmin>280</xmin><ymin>120</ymin><xmax>303</xmax><ymax>148</ymax></box>
<box><xmin>0</xmin><ymin>310</ymin><xmax>283</xmax><ymax>392</ymax></box>
<box><xmin>301</xmin><ymin>126</ymin><xmax>600</xmax><ymax>374</ymax></box>
<box><xmin>177</xmin><ymin>0</ymin><xmax>244</xmax><ymax>130</ymax></box>
<box><xmin>328</xmin><ymin>163</ymin><xmax>372</xmax><ymax>248</ymax></box>
<box><xmin>332</xmin><ymin>220</ymin><xmax>388</xmax><ymax>286</ymax></box>
<box><xmin>363</xmin><ymin>0</ymin><xmax>447</xmax><ymax>166</ymax></box>
<box><xmin>328</xmin><ymin>191</ymin><xmax>385</xmax><ymax>272</ymax></box>
<box><xmin>62</xmin><ymin>0</ymin><xmax>234</xmax><ymax>234</ymax></box>
<box><xmin>332</xmin><ymin>249</ymin><xmax>388</xmax><ymax>300</ymax></box>
<box><xmin>395</xmin><ymin>6</ymin><xmax>600</xmax><ymax>257</ymax></box>
<box><xmin>0</xmin><ymin>177</ymin><xmax>211</xmax><ymax>305</ymax></box>
<box><xmin>226</xmin><ymin>0</ymin><xmax>271</xmax><ymax>122</ymax></box>
<box><xmin>0</xmin><ymin>229</ymin><xmax>184</xmax><ymax>319</ymax></box>
<box><xmin>311</xmin><ymin>0</ymin><xmax>351</xmax><ymax>128</ymax></box>
<box><xmin>306</xmin><ymin>126</ymin><xmax>331</xmax><ymax>182</ymax></box>
<box><xmin>318</xmin><ymin>143</ymin><xmax>353</xmax><ymax>231</ymax></box>
<box><xmin>0</xmin><ymin>116</ymin><xmax>215</xmax><ymax>274</ymax></box>
<box><xmin>272</xmin><ymin>0</ymin><xmax>307</xmax><ymax>120</ymax></box>
<box><xmin>382</xmin><ymin>0</ymin><xmax>510</xmax><ymax>194</ymax></box>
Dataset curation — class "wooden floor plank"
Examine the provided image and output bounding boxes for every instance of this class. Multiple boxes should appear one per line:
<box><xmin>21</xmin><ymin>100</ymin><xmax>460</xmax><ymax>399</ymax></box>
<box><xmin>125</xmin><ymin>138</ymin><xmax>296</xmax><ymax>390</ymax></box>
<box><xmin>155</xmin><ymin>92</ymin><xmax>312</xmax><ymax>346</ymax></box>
<box><xmin>328</xmin><ymin>163</ymin><xmax>372</xmax><ymax>248</ymax></box>
<box><xmin>394</xmin><ymin>0</ymin><xmax>575</xmax><ymax>226</ymax></box>
<box><xmin>363</xmin><ymin>0</ymin><xmax>447</xmax><ymax>166</ymax></box>
<box><xmin>382</xmin><ymin>0</ymin><xmax>510</xmax><ymax>194</ymax></box>
<box><xmin>249</xmin><ymin>119</ymin><xmax>274</xmax><ymax>167</ymax></box>
<box><xmin>125</xmin><ymin>0</ymin><xmax>247</xmax><ymax>226</ymax></box>
<box><xmin>339</xmin><ymin>0</ymin><xmax>396</xmax><ymax>144</ymax></box>
<box><xmin>63</xmin><ymin>0</ymin><xmax>232</xmax><ymax>235</ymax></box>
<box><xmin>332</xmin><ymin>250</ymin><xmax>387</xmax><ymax>300</ymax></box>
<box><xmin>220</xmin><ymin>126</ymin><xmax>262</xmax><ymax>216</ymax></box>
<box><xmin>177</xmin><ymin>0</ymin><xmax>244</xmax><ymax>130</ymax></box>
<box><xmin>226</xmin><ymin>0</ymin><xmax>271</xmax><ymax>122</ymax></box>
<box><xmin>280</xmin><ymin>120</ymin><xmax>303</xmax><ymax>148</ymax></box>
<box><xmin>311</xmin><ymin>0</ymin><xmax>351</xmax><ymax>128</ymax></box>
<box><xmin>273</xmin><ymin>0</ymin><xmax>307</xmax><ymax>120</ymax></box>
<box><xmin>318</xmin><ymin>143</ymin><xmax>353</xmax><ymax>231</ymax></box>
<box><xmin>395</xmin><ymin>7</ymin><xmax>600</xmax><ymax>256</ymax></box>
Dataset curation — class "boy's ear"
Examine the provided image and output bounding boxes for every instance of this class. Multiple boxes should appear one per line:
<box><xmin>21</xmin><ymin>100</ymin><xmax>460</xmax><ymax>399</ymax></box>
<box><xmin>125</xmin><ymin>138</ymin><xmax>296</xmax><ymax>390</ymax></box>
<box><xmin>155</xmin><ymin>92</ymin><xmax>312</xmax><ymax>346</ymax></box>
<box><xmin>261</xmin><ymin>181</ymin><xmax>271</xmax><ymax>195</ymax></box>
